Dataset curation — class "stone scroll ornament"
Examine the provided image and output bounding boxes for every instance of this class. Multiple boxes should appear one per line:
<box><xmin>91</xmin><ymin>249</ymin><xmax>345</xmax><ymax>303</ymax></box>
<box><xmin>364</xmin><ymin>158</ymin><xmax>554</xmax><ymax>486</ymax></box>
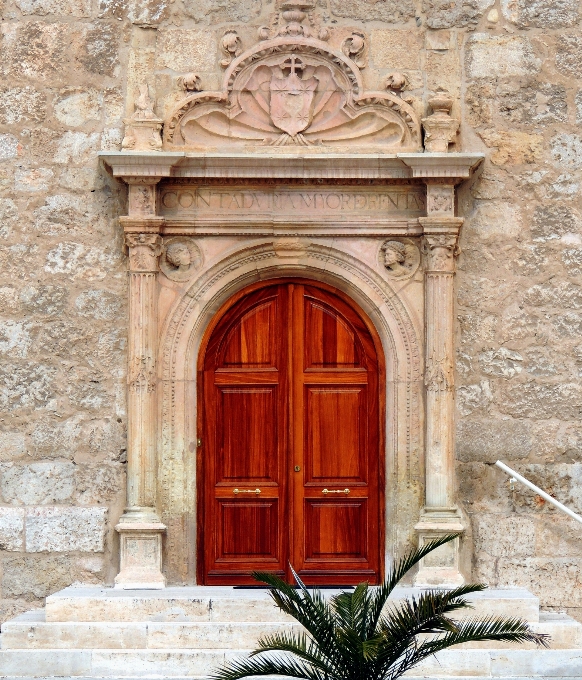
<box><xmin>164</xmin><ymin>2</ymin><xmax>421</xmax><ymax>150</ymax></box>
<box><xmin>380</xmin><ymin>240</ymin><xmax>420</xmax><ymax>279</ymax></box>
<box><xmin>160</xmin><ymin>238</ymin><xmax>202</xmax><ymax>282</ymax></box>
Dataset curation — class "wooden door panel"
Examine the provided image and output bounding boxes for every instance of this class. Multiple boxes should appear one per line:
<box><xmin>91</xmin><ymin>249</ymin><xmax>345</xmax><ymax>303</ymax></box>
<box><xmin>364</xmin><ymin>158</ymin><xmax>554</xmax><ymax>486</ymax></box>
<box><xmin>304</xmin><ymin>500</ymin><xmax>368</xmax><ymax>560</ymax></box>
<box><xmin>200</xmin><ymin>280</ymin><xmax>381</xmax><ymax>585</ymax></box>
<box><xmin>304</xmin><ymin>299</ymin><xmax>363</xmax><ymax>368</ymax></box>
<box><xmin>305</xmin><ymin>387</ymin><xmax>366</xmax><ymax>482</ymax></box>
<box><xmin>218</xmin><ymin>387</ymin><xmax>278</xmax><ymax>483</ymax></box>
<box><xmin>221</xmin><ymin>300</ymin><xmax>279</xmax><ymax>368</ymax></box>
<box><xmin>219</xmin><ymin>501</ymin><xmax>280</xmax><ymax>559</ymax></box>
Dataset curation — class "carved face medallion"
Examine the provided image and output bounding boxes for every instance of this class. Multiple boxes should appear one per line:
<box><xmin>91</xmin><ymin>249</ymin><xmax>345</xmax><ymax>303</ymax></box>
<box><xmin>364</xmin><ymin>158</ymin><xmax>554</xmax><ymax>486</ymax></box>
<box><xmin>269</xmin><ymin>57</ymin><xmax>318</xmax><ymax>137</ymax></box>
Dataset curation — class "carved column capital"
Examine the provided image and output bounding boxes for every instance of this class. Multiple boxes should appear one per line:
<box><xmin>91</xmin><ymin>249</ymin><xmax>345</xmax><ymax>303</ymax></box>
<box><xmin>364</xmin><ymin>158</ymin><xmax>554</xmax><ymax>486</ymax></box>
<box><xmin>422</xmin><ymin>233</ymin><xmax>459</xmax><ymax>273</ymax></box>
<box><xmin>124</xmin><ymin>232</ymin><xmax>163</xmax><ymax>272</ymax></box>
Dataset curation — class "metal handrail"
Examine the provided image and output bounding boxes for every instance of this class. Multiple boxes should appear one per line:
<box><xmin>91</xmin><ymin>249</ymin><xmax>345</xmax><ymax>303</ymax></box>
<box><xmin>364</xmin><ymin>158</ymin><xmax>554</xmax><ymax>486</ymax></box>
<box><xmin>495</xmin><ymin>460</ymin><xmax>582</xmax><ymax>525</ymax></box>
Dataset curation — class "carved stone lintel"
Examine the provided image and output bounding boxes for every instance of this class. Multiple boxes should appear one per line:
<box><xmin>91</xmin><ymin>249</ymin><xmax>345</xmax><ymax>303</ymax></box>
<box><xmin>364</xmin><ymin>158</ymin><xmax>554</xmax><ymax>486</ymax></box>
<box><xmin>422</xmin><ymin>88</ymin><xmax>459</xmax><ymax>153</ymax></box>
<box><xmin>115</xmin><ymin>522</ymin><xmax>167</xmax><ymax>589</ymax></box>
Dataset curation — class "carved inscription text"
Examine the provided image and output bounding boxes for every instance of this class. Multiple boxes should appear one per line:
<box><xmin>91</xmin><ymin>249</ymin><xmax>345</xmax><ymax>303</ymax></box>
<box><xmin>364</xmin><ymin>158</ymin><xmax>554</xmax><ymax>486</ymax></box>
<box><xmin>160</xmin><ymin>186</ymin><xmax>426</xmax><ymax>216</ymax></box>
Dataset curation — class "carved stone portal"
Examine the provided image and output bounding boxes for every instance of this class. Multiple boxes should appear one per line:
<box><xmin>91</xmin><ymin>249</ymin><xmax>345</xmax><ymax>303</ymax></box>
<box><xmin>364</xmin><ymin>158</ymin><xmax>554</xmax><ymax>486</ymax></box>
<box><xmin>164</xmin><ymin>36</ymin><xmax>421</xmax><ymax>150</ymax></box>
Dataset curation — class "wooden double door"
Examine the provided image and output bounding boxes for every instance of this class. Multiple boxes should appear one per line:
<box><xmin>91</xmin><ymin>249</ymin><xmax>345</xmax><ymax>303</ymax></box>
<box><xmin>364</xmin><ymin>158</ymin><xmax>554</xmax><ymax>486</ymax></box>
<box><xmin>198</xmin><ymin>280</ymin><xmax>383</xmax><ymax>585</ymax></box>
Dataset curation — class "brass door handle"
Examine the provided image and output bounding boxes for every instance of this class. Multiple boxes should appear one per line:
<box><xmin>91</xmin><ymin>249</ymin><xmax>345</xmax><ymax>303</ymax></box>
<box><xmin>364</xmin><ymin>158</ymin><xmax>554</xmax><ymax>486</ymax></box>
<box><xmin>322</xmin><ymin>488</ymin><xmax>350</xmax><ymax>495</ymax></box>
<box><xmin>233</xmin><ymin>488</ymin><xmax>261</xmax><ymax>494</ymax></box>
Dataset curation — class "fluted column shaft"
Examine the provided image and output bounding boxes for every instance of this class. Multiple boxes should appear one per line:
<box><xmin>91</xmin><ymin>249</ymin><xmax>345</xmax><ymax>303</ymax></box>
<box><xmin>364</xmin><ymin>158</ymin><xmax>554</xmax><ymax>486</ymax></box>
<box><xmin>125</xmin><ymin>232</ymin><xmax>162</xmax><ymax>514</ymax></box>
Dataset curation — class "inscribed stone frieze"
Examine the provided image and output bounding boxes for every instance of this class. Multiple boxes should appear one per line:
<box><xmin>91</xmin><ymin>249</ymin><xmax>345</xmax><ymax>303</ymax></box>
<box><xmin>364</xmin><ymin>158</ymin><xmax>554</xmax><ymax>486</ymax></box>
<box><xmin>159</xmin><ymin>185</ymin><xmax>426</xmax><ymax>219</ymax></box>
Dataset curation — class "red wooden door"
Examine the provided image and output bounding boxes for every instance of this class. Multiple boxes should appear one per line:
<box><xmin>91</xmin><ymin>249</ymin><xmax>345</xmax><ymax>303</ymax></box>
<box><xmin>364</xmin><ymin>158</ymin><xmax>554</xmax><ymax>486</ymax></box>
<box><xmin>199</xmin><ymin>281</ymin><xmax>382</xmax><ymax>585</ymax></box>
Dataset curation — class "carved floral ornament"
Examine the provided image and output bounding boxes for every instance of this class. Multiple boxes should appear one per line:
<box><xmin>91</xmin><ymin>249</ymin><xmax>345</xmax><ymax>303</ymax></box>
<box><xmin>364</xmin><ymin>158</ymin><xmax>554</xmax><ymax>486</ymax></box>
<box><xmin>164</xmin><ymin>34</ymin><xmax>421</xmax><ymax>150</ymax></box>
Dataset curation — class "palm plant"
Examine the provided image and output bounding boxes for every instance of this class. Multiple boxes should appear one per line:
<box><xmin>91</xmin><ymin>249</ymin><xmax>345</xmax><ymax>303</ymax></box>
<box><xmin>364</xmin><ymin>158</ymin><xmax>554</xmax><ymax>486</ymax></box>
<box><xmin>211</xmin><ymin>534</ymin><xmax>549</xmax><ymax>680</ymax></box>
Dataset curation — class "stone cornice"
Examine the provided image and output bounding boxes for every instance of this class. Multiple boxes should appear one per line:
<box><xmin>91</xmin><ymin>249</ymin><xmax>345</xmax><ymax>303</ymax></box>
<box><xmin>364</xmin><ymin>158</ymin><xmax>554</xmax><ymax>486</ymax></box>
<box><xmin>99</xmin><ymin>151</ymin><xmax>484</xmax><ymax>183</ymax></box>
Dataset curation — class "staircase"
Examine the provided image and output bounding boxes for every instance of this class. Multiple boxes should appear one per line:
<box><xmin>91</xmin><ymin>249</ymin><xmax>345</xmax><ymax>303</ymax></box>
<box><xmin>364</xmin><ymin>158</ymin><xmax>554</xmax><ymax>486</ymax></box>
<box><xmin>1</xmin><ymin>586</ymin><xmax>581</xmax><ymax>679</ymax></box>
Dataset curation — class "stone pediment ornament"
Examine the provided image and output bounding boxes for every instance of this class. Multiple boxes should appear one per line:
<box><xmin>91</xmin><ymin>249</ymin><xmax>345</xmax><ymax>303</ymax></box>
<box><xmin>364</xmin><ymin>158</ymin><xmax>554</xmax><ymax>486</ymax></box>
<box><xmin>164</xmin><ymin>27</ymin><xmax>421</xmax><ymax>150</ymax></box>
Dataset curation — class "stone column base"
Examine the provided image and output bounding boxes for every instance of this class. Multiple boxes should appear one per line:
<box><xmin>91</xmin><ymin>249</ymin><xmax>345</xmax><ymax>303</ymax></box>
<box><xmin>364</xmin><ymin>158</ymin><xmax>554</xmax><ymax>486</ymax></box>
<box><xmin>115</xmin><ymin>522</ymin><xmax>167</xmax><ymax>590</ymax></box>
<box><xmin>413</xmin><ymin>507</ymin><xmax>465</xmax><ymax>588</ymax></box>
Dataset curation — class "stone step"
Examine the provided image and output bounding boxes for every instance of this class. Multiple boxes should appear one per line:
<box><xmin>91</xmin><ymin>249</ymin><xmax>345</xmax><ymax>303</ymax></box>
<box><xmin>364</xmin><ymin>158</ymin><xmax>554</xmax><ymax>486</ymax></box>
<box><xmin>0</xmin><ymin>648</ymin><xmax>581</xmax><ymax>678</ymax></box>
<box><xmin>3</xmin><ymin>610</ymin><xmax>581</xmax><ymax>651</ymax></box>
<box><xmin>45</xmin><ymin>586</ymin><xmax>541</xmax><ymax>623</ymax></box>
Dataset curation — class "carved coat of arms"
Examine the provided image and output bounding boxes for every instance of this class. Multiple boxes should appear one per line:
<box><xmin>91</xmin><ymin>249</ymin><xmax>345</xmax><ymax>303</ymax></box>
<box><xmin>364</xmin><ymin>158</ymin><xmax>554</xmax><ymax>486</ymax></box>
<box><xmin>269</xmin><ymin>57</ymin><xmax>318</xmax><ymax>140</ymax></box>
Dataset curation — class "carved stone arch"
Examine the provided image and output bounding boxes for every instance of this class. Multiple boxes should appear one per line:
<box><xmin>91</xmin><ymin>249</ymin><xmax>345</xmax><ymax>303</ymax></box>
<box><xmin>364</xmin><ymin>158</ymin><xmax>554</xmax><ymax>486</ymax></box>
<box><xmin>157</xmin><ymin>242</ymin><xmax>423</xmax><ymax>583</ymax></box>
<box><xmin>163</xmin><ymin>35</ymin><xmax>421</xmax><ymax>150</ymax></box>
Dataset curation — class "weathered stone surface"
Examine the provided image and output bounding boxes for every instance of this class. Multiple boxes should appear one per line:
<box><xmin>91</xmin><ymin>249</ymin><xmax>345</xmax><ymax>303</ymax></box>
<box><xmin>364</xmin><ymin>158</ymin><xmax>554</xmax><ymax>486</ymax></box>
<box><xmin>14</xmin><ymin>167</ymin><xmax>54</xmax><ymax>193</ymax></box>
<box><xmin>0</xmin><ymin>508</ymin><xmax>25</xmax><ymax>551</ymax></box>
<box><xmin>497</xmin><ymin>83</ymin><xmax>567</xmax><ymax>126</ymax></box>
<box><xmin>0</xmin><ymin>198</ymin><xmax>18</xmax><ymax>239</ymax></box>
<box><xmin>54</xmin><ymin>89</ymin><xmax>102</xmax><ymax>128</ymax></box>
<box><xmin>0</xmin><ymin>134</ymin><xmax>20</xmax><ymax>161</ymax></box>
<box><xmin>500</xmin><ymin>382</ymin><xmax>582</xmax><ymax>420</ymax></box>
<box><xmin>468</xmin><ymin>200</ymin><xmax>521</xmax><ymax>239</ymax></box>
<box><xmin>53</xmin><ymin>133</ymin><xmax>101</xmax><ymax>165</ymax></box>
<box><xmin>44</xmin><ymin>242</ymin><xmax>120</xmax><ymax>280</ymax></box>
<box><xmin>457</xmin><ymin>380</ymin><xmax>493</xmax><ymax>416</ymax></box>
<box><xmin>562</xmin><ymin>248</ymin><xmax>582</xmax><ymax>276</ymax></box>
<box><xmin>0</xmin><ymin>319</ymin><xmax>32</xmax><ymax>358</ymax></box>
<box><xmin>0</xmin><ymin>86</ymin><xmax>47</xmax><ymax>125</ymax></box>
<box><xmin>156</xmin><ymin>29</ymin><xmax>216</xmax><ymax>73</ymax></box>
<box><xmin>0</xmin><ymin>462</ymin><xmax>75</xmax><ymax>505</ymax></box>
<box><xmin>456</xmin><ymin>418</ymin><xmax>532</xmax><ymax>463</ymax></box>
<box><xmin>474</xmin><ymin>514</ymin><xmax>536</xmax><ymax>557</ymax></box>
<box><xmin>551</xmin><ymin>133</ymin><xmax>582</xmax><ymax>169</ymax></box>
<box><xmin>76</xmin><ymin>24</ymin><xmax>120</xmax><ymax>77</ymax></box>
<box><xmin>75</xmin><ymin>464</ymin><xmax>124</xmax><ymax>505</ymax></box>
<box><xmin>478</xmin><ymin>129</ymin><xmax>543</xmax><ymax>165</ymax></box>
<box><xmin>329</xmin><ymin>0</ymin><xmax>414</xmax><ymax>22</ymax></box>
<box><xmin>524</xmin><ymin>281</ymin><xmax>582</xmax><ymax>309</ymax></box>
<box><xmin>423</xmin><ymin>0</ymin><xmax>493</xmax><ymax>29</ymax></box>
<box><xmin>183</xmin><ymin>0</ymin><xmax>261</xmax><ymax>23</ymax></box>
<box><xmin>531</xmin><ymin>204</ymin><xmax>580</xmax><ymax>241</ymax></box>
<box><xmin>501</xmin><ymin>0</ymin><xmax>580</xmax><ymax>28</ymax></box>
<box><xmin>478</xmin><ymin>347</ymin><xmax>523</xmax><ymax>377</ymax></box>
<box><xmin>74</xmin><ymin>289</ymin><xmax>122</xmax><ymax>320</ymax></box>
<box><xmin>370</xmin><ymin>30</ymin><xmax>423</xmax><ymax>70</ymax></box>
<box><xmin>466</xmin><ymin>34</ymin><xmax>540</xmax><ymax>79</ymax></box>
<box><xmin>15</xmin><ymin>0</ymin><xmax>91</xmax><ymax>16</ymax></box>
<box><xmin>0</xmin><ymin>363</ymin><xmax>56</xmax><ymax>412</ymax></box>
<box><xmin>556</xmin><ymin>34</ymin><xmax>582</xmax><ymax>78</ymax></box>
<box><xmin>2</xmin><ymin>554</ymin><xmax>75</xmax><ymax>598</ymax></box>
<box><xmin>3</xmin><ymin>22</ymin><xmax>71</xmax><ymax>83</ymax></box>
<box><xmin>25</xmin><ymin>507</ymin><xmax>107</xmax><ymax>552</ymax></box>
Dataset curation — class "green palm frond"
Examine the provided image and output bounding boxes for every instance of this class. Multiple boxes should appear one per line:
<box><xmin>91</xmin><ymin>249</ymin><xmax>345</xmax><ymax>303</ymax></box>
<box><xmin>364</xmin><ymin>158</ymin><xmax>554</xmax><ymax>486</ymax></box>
<box><xmin>211</xmin><ymin>534</ymin><xmax>549</xmax><ymax>680</ymax></box>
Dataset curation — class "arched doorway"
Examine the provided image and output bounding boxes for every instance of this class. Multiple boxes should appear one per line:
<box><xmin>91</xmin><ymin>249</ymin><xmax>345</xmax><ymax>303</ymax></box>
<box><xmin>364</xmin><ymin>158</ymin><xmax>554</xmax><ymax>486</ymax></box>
<box><xmin>197</xmin><ymin>279</ymin><xmax>384</xmax><ymax>585</ymax></box>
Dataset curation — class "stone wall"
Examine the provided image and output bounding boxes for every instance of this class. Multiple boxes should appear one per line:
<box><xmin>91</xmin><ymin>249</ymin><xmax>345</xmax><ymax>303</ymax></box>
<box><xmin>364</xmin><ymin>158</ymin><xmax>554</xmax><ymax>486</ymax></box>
<box><xmin>0</xmin><ymin>0</ymin><xmax>581</xmax><ymax>620</ymax></box>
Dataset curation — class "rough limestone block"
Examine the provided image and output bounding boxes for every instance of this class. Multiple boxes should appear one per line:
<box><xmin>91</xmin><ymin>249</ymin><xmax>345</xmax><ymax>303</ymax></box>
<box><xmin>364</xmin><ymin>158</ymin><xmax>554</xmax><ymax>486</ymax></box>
<box><xmin>556</xmin><ymin>35</ymin><xmax>582</xmax><ymax>78</ymax></box>
<box><xmin>0</xmin><ymin>134</ymin><xmax>20</xmax><ymax>161</ymax></box>
<box><xmin>329</xmin><ymin>0</ymin><xmax>414</xmax><ymax>22</ymax></box>
<box><xmin>25</xmin><ymin>507</ymin><xmax>107</xmax><ymax>552</ymax></box>
<box><xmin>15</xmin><ymin>0</ymin><xmax>91</xmax><ymax>16</ymax></box>
<box><xmin>474</xmin><ymin>514</ymin><xmax>536</xmax><ymax>558</ymax></box>
<box><xmin>0</xmin><ymin>649</ymin><xmax>91</xmax><ymax>675</ymax></box>
<box><xmin>501</xmin><ymin>0</ymin><xmax>580</xmax><ymax>27</ymax></box>
<box><xmin>370</xmin><ymin>30</ymin><xmax>422</xmax><ymax>70</ymax></box>
<box><xmin>466</xmin><ymin>34</ymin><xmax>541</xmax><ymax>79</ymax></box>
<box><xmin>423</xmin><ymin>0</ymin><xmax>494</xmax><ymax>30</ymax></box>
<box><xmin>456</xmin><ymin>418</ymin><xmax>532</xmax><ymax>463</ymax></box>
<box><xmin>0</xmin><ymin>86</ymin><xmax>47</xmax><ymax>125</ymax></box>
<box><xmin>0</xmin><ymin>462</ymin><xmax>75</xmax><ymax>505</ymax></box>
<box><xmin>156</xmin><ymin>29</ymin><xmax>216</xmax><ymax>73</ymax></box>
<box><xmin>183</xmin><ymin>0</ymin><xmax>262</xmax><ymax>23</ymax></box>
<box><xmin>0</xmin><ymin>507</ymin><xmax>24</xmax><ymax>550</ymax></box>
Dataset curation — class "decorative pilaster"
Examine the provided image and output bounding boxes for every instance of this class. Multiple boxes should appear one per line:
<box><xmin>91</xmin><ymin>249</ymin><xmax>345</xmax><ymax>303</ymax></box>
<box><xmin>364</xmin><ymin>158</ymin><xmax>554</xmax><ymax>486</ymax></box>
<box><xmin>415</xmin><ymin>182</ymin><xmax>465</xmax><ymax>587</ymax></box>
<box><xmin>115</xmin><ymin>178</ymin><xmax>166</xmax><ymax>589</ymax></box>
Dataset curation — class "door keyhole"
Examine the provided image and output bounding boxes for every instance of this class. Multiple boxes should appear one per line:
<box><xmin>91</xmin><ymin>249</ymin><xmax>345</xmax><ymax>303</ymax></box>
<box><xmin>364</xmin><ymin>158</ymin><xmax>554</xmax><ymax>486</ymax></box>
<box><xmin>294</xmin><ymin>465</ymin><xmax>301</xmax><ymax>472</ymax></box>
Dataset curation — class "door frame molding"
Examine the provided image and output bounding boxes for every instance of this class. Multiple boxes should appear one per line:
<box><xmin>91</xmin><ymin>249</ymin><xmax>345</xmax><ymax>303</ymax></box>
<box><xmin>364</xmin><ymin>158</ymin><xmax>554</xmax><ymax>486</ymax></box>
<box><xmin>195</xmin><ymin>278</ymin><xmax>386</xmax><ymax>585</ymax></box>
<box><xmin>158</xmin><ymin>242</ymin><xmax>422</xmax><ymax>584</ymax></box>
